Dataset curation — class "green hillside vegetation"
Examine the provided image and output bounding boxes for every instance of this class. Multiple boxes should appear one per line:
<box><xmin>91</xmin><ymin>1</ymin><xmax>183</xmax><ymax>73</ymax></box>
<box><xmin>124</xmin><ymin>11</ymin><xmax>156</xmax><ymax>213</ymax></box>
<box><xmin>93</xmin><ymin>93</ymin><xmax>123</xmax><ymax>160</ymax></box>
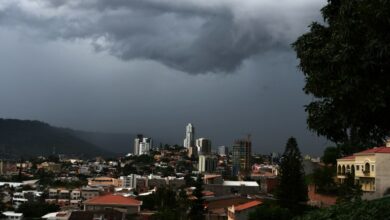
<box><xmin>295</xmin><ymin>197</ymin><xmax>390</xmax><ymax>220</ymax></box>
<box><xmin>0</xmin><ymin>118</ymin><xmax>111</xmax><ymax>158</ymax></box>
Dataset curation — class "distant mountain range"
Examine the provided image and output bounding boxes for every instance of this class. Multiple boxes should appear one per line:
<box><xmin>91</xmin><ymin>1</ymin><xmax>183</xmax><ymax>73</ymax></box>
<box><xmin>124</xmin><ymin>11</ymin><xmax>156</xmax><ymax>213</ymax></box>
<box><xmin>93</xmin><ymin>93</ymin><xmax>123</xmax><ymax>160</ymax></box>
<box><xmin>0</xmin><ymin>118</ymin><xmax>136</xmax><ymax>159</ymax></box>
<box><xmin>70</xmin><ymin>130</ymin><xmax>134</xmax><ymax>155</ymax></box>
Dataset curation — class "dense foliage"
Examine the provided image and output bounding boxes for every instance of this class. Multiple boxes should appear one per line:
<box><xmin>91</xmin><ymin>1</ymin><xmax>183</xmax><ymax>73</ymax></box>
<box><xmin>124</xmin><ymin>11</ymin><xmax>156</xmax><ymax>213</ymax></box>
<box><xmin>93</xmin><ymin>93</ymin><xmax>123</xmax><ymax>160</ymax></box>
<box><xmin>321</xmin><ymin>147</ymin><xmax>341</xmax><ymax>165</ymax></box>
<box><xmin>17</xmin><ymin>202</ymin><xmax>60</xmax><ymax>218</ymax></box>
<box><xmin>312</xmin><ymin>166</ymin><xmax>338</xmax><ymax>195</ymax></box>
<box><xmin>249</xmin><ymin>202</ymin><xmax>292</xmax><ymax>220</ymax></box>
<box><xmin>295</xmin><ymin>197</ymin><xmax>390</xmax><ymax>220</ymax></box>
<box><xmin>293</xmin><ymin>0</ymin><xmax>390</xmax><ymax>150</ymax></box>
<box><xmin>139</xmin><ymin>187</ymin><xmax>190</xmax><ymax>220</ymax></box>
<box><xmin>336</xmin><ymin>172</ymin><xmax>362</xmax><ymax>203</ymax></box>
<box><xmin>188</xmin><ymin>175</ymin><xmax>205</xmax><ymax>220</ymax></box>
<box><xmin>276</xmin><ymin>137</ymin><xmax>308</xmax><ymax>211</ymax></box>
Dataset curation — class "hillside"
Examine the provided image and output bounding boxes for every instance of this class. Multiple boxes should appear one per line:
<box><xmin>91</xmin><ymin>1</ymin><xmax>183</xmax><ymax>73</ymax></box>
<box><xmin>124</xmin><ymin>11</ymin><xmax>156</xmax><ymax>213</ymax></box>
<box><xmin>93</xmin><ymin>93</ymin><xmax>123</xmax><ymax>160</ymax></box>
<box><xmin>0</xmin><ymin>118</ymin><xmax>112</xmax><ymax>158</ymax></box>
<box><xmin>70</xmin><ymin>130</ymin><xmax>134</xmax><ymax>154</ymax></box>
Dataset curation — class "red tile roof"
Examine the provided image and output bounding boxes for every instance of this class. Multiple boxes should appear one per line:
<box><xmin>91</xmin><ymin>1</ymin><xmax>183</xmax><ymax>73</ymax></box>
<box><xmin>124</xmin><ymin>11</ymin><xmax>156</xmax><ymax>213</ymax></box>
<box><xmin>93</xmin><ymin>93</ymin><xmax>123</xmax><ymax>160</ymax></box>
<box><xmin>338</xmin><ymin>147</ymin><xmax>390</xmax><ymax>161</ymax></box>
<box><xmin>234</xmin><ymin>200</ymin><xmax>262</xmax><ymax>212</ymax></box>
<box><xmin>84</xmin><ymin>194</ymin><xmax>141</xmax><ymax>206</ymax></box>
<box><xmin>202</xmin><ymin>191</ymin><xmax>215</xmax><ymax>197</ymax></box>
<box><xmin>355</xmin><ymin>146</ymin><xmax>390</xmax><ymax>154</ymax></box>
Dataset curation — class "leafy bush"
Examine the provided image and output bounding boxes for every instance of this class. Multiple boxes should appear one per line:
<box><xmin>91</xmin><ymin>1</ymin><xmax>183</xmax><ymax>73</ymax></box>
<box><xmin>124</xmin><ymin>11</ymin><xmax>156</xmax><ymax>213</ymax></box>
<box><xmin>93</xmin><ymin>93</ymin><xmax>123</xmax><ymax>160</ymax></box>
<box><xmin>295</xmin><ymin>197</ymin><xmax>390</xmax><ymax>220</ymax></box>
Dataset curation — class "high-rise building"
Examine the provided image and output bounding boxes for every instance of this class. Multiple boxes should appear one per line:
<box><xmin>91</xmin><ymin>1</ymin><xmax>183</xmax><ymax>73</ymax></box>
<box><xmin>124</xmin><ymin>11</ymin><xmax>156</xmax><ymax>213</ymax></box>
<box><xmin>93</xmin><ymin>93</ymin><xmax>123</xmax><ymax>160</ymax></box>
<box><xmin>232</xmin><ymin>137</ymin><xmax>252</xmax><ymax>175</ymax></box>
<box><xmin>184</xmin><ymin>123</ymin><xmax>198</xmax><ymax>158</ymax></box>
<box><xmin>139</xmin><ymin>137</ymin><xmax>152</xmax><ymax>155</ymax></box>
<box><xmin>183</xmin><ymin>123</ymin><xmax>195</xmax><ymax>149</ymax></box>
<box><xmin>187</xmin><ymin>146</ymin><xmax>198</xmax><ymax>158</ymax></box>
<box><xmin>198</xmin><ymin>155</ymin><xmax>217</xmax><ymax>173</ymax></box>
<box><xmin>196</xmin><ymin>138</ymin><xmax>212</xmax><ymax>155</ymax></box>
<box><xmin>134</xmin><ymin>134</ymin><xmax>143</xmax><ymax>155</ymax></box>
<box><xmin>133</xmin><ymin>135</ymin><xmax>152</xmax><ymax>156</ymax></box>
<box><xmin>218</xmin><ymin>146</ymin><xmax>229</xmax><ymax>157</ymax></box>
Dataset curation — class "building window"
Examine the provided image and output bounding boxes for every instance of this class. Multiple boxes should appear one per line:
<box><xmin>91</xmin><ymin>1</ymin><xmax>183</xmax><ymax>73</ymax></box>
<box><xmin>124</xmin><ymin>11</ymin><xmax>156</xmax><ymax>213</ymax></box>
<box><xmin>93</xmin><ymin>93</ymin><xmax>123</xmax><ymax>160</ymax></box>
<box><xmin>356</xmin><ymin>165</ymin><xmax>359</xmax><ymax>171</ymax></box>
<box><xmin>365</xmin><ymin>163</ymin><xmax>370</xmax><ymax>173</ymax></box>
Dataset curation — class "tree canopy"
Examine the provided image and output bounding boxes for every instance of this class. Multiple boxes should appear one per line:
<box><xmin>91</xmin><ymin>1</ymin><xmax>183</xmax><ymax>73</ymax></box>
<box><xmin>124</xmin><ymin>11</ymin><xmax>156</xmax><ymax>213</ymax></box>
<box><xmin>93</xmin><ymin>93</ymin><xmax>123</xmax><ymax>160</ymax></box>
<box><xmin>322</xmin><ymin>146</ymin><xmax>341</xmax><ymax>165</ymax></box>
<box><xmin>249</xmin><ymin>202</ymin><xmax>292</xmax><ymax>220</ymax></box>
<box><xmin>293</xmin><ymin>0</ymin><xmax>390</xmax><ymax>150</ymax></box>
<box><xmin>276</xmin><ymin>137</ymin><xmax>308</xmax><ymax>211</ymax></box>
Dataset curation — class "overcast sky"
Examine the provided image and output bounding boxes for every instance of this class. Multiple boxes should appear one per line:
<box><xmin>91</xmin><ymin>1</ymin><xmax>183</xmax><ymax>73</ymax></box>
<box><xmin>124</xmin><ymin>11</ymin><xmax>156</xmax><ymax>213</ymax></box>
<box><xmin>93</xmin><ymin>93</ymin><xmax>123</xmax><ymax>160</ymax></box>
<box><xmin>0</xmin><ymin>0</ymin><xmax>332</xmax><ymax>155</ymax></box>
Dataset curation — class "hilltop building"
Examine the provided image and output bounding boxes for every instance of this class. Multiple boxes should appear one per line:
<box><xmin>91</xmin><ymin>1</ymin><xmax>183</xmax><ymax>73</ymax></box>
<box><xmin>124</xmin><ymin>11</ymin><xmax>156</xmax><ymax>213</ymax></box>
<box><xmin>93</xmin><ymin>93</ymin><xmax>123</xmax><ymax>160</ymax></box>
<box><xmin>337</xmin><ymin>141</ymin><xmax>390</xmax><ymax>200</ymax></box>
<box><xmin>133</xmin><ymin>135</ymin><xmax>152</xmax><ymax>156</ymax></box>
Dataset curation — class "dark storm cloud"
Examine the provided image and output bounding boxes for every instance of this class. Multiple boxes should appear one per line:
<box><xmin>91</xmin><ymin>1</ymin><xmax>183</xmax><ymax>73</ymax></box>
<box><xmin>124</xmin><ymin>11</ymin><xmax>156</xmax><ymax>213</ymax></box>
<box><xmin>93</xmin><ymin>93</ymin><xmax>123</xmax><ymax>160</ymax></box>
<box><xmin>0</xmin><ymin>0</ymin><xmax>323</xmax><ymax>74</ymax></box>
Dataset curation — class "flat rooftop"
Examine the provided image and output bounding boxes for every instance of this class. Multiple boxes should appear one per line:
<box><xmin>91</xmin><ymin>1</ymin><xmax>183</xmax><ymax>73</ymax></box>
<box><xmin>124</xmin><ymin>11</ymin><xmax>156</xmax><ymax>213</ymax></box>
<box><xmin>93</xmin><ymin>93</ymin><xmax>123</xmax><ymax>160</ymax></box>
<box><xmin>222</xmin><ymin>181</ymin><xmax>259</xmax><ymax>187</ymax></box>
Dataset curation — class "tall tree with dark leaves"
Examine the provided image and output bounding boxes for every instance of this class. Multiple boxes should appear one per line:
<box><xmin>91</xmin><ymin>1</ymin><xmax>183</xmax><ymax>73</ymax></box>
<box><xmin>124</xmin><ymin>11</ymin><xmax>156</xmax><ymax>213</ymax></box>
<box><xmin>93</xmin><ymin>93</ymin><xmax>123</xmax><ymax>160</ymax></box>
<box><xmin>276</xmin><ymin>137</ymin><xmax>308</xmax><ymax>211</ymax></box>
<box><xmin>293</xmin><ymin>0</ymin><xmax>390</xmax><ymax>152</ymax></box>
<box><xmin>189</xmin><ymin>175</ymin><xmax>205</xmax><ymax>220</ymax></box>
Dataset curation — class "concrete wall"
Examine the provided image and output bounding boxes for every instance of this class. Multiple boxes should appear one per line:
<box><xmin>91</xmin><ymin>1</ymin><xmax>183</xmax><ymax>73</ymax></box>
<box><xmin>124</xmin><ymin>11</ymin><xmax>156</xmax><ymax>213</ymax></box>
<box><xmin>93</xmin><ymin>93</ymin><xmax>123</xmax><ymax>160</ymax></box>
<box><xmin>374</xmin><ymin>154</ymin><xmax>390</xmax><ymax>198</ymax></box>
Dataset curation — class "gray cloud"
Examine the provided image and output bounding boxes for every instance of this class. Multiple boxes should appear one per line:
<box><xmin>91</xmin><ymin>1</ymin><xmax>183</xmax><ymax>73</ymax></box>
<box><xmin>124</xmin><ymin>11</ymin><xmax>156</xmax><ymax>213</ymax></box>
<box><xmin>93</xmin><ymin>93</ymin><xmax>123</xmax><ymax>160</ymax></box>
<box><xmin>0</xmin><ymin>0</ymin><xmax>324</xmax><ymax>74</ymax></box>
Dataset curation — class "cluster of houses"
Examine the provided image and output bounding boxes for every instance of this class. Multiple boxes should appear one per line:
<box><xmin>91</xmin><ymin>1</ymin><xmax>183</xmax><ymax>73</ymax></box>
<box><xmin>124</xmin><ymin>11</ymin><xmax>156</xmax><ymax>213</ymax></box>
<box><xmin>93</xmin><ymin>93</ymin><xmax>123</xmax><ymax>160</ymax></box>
<box><xmin>0</xmin><ymin>172</ymin><xmax>269</xmax><ymax>220</ymax></box>
<box><xmin>4</xmin><ymin>138</ymin><xmax>390</xmax><ymax>220</ymax></box>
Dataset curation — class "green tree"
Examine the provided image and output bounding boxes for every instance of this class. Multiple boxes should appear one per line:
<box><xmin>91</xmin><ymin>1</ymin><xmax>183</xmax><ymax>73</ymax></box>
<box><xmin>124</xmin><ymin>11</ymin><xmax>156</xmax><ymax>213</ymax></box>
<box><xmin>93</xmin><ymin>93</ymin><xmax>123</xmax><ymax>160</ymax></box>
<box><xmin>155</xmin><ymin>188</ymin><xmax>177</xmax><ymax>210</ymax></box>
<box><xmin>177</xmin><ymin>188</ymin><xmax>190</xmax><ymax>220</ymax></box>
<box><xmin>189</xmin><ymin>175</ymin><xmax>205</xmax><ymax>220</ymax></box>
<box><xmin>276</xmin><ymin>137</ymin><xmax>308</xmax><ymax>211</ymax></box>
<box><xmin>151</xmin><ymin>209</ymin><xmax>177</xmax><ymax>220</ymax></box>
<box><xmin>337</xmin><ymin>171</ymin><xmax>362</xmax><ymax>203</ymax></box>
<box><xmin>249</xmin><ymin>202</ymin><xmax>292</xmax><ymax>220</ymax></box>
<box><xmin>292</xmin><ymin>0</ymin><xmax>390</xmax><ymax>150</ymax></box>
<box><xmin>296</xmin><ymin>196</ymin><xmax>390</xmax><ymax>220</ymax></box>
<box><xmin>312</xmin><ymin>167</ymin><xmax>338</xmax><ymax>195</ymax></box>
<box><xmin>0</xmin><ymin>191</ymin><xmax>5</xmax><ymax>212</ymax></box>
<box><xmin>17</xmin><ymin>202</ymin><xmax>60</xmax><ymax>218</ymax></box>
<box><xmin>184</xmin><ymin>174</ymin><xmax>195</xmax><ymax>187</ymax></box>
<box><xmin>322</xmin><ymin>146</ymin><xmax>341</xmax><ymax>165</ymax></box>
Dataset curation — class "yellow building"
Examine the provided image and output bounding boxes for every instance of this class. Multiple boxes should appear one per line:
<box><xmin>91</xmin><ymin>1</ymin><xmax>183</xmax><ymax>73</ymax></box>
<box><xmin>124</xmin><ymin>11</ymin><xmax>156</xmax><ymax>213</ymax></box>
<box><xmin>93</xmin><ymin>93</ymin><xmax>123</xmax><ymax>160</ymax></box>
<box><xmin>337</xmin><ymin>143</ymin><xmax>390</xmax><ymax>200</ymax></box>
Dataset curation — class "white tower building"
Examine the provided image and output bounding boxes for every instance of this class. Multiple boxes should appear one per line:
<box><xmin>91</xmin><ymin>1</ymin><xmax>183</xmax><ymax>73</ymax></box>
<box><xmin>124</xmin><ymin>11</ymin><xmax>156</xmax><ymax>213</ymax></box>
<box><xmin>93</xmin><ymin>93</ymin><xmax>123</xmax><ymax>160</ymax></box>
<box><xmin>183</xmin><ymin>123</ymin><xmax>195</xmax><ymax>149</ymax></box>
<box><xmin>134</xmin><ymin>135</ymin><xmax>152</xmax><ymax>156</ymax></box>
<box><xmin>139</xmin><ymin>138</ymin><xmax>152</xmax><ymax>155</ymax></box>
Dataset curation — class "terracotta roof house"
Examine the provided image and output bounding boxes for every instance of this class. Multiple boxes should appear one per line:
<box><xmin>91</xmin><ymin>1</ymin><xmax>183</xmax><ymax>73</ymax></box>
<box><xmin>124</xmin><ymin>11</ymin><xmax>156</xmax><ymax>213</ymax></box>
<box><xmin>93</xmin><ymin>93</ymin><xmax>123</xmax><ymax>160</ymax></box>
<box><xmin>227</xmin><ymin>200</ymin><xmax>262</xmax><ymax>220</ymax></box>
<box><xmin>337</xmin><ymin>141</ymin><xmax>390</xmax><ymax>200</ymax></box>
<box><xmin>84</xmin><ymin>194</ymin><xmax>142</xmax><ymax>215</ymax></box>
